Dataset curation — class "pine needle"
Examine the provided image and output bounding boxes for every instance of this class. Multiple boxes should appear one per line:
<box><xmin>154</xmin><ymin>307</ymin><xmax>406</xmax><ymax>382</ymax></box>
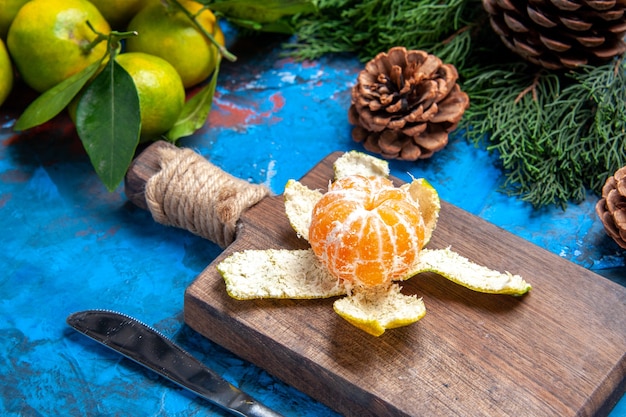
<box><xmin>461</xmin><ymin>59</ymin><xmax>626</xmax><ymax>208</ymax></box>
<box><xmin>285</xmin><ymin>0</ymin><xmax>484</xmax><ymax>65</ymax></box>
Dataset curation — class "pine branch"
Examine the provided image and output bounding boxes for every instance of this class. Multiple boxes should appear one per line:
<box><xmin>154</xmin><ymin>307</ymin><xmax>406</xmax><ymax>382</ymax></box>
<box><xmin>573</xmin><ymin>59</ymin><xmax>626</xmax><ymax>192</ymax></box>
<box><xmin>285</xmin><ymin>0</ymin><xmax>485</xmax><ymax>66</ymax></box>
<box><xmin>284</xmin><ymin>0</ymin><xmax>626</xmax><ymax>209</ymax></box>
<box><xmin>461</xmin><ymin>58</ymin><xmax>626</xmax><ymax>208</ymax></box>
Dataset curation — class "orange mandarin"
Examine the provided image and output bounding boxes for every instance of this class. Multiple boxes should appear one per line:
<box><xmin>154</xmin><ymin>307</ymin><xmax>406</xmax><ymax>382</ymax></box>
<box><xmin>309</xmin><ymin>175</ymin><xmax>425</xmax><ymax>287</ymax></box>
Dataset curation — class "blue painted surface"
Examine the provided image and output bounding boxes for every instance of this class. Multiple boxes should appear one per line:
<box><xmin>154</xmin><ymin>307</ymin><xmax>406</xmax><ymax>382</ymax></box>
<box><xmin>0</xmin><ymin>33</ymin><xmax>625</xmax><ymax>416</ymax></box>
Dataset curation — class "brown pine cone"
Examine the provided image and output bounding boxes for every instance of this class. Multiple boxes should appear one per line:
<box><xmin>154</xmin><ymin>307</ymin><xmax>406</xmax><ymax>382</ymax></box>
<box><xmin>348</xmin><ymin>47</ymin><xmax>469</xmax><ymax>161</ymax></box>
<box><xmin>483</xmin><ymin>0</ymin><xmax>626</xmax><ymax>70</ymax></box>
<box><xmin>596</xmin><ymin>166</ymin><xmax>626</xmax><ymax>249</ymax></box>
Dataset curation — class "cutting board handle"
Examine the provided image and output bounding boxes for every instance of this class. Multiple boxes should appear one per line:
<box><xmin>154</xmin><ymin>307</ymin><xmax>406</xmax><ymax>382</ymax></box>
<box><xmin>124</xmin><ymin>140</ymin><xmax>271</xmax><ymax>248</ymax></box>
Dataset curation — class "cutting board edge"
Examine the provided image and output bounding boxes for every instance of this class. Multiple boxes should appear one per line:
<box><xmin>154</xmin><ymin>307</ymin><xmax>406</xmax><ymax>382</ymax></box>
<box><xmin>589</xmin><ymin>359</ymin><xmax>626</xmax><ymax>417</ymax></box>
<box><xmin>184</xmin><ymin>272</ymin><xmax>626</xmax><ymax>417</ymax></box>
<box><xmin>183</xmin><ymin>287</ymin><xmax>408</xmax><ymax>417</ymax></box>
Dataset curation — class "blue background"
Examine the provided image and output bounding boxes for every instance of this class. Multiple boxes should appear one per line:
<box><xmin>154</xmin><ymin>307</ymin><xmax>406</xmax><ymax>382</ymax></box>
<box><xmin>1</xmin><ymin>33</ymin><xmax>624</xmax><ymax>416</ymax></box>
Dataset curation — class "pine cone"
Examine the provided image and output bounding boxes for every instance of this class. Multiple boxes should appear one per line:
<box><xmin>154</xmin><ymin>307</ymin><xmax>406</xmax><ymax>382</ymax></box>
<box><xmin>348</xmin><ymin>47</ymin><xmax>469</xmax><ymax>161</ymax></box>
<box><xmin>595</xmin><ymin>166</ymin><xmax>626</xmax><ymax>249</ymax></box>
<box><xmin>483</xmin><ymin>0</ymin><xmax>626</xmax><ymax>70</ymax></box>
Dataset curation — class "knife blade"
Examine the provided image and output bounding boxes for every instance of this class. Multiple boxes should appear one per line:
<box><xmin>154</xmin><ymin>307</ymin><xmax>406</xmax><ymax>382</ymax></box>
<box><xmin>66</xmin><ymin>309</ymin><xmax>284</xmax><ymax>417</ymax></box>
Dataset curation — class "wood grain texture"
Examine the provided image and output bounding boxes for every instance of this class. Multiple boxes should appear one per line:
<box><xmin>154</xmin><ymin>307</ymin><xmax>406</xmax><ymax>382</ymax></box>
<box><xmin>184</xmin><ymin>152</ymin><xmax>626</xmax><ymax>417</ymax></box>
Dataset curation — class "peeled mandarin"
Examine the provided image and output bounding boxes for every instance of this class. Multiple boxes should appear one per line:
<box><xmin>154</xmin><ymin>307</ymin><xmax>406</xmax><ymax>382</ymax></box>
<box><xmin>309</xmin><ymin>175</ymin><xmax>425</xmax><ymax>288</ymax></box>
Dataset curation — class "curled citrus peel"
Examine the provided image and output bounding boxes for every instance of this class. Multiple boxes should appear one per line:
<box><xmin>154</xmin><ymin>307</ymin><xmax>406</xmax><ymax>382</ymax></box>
<box><xmin>217</xmin><ymin>151</ymin><xmax>532</xmax><ymax>336</ymax></box>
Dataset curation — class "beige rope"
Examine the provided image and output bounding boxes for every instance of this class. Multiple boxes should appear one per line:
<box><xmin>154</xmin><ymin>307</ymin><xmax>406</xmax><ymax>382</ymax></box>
<box><xmin>144</xmin><ymin>146</ymin><xmax>271</xmax><ymax>248</ymax></box>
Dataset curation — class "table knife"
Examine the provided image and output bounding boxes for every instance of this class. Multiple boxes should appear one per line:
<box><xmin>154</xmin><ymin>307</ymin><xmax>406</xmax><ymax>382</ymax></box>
<box><xmin>66</xmin><ymin>309</ymin><xmax>284</xmax><ymax>417</ymax></box>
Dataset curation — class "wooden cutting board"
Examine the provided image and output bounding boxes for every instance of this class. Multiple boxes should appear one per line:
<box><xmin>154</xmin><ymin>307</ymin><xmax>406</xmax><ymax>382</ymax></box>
<box><xmin>183</xmin><ymin>152</ymin><xmax>626</xmax><ymax>417</ymax></box>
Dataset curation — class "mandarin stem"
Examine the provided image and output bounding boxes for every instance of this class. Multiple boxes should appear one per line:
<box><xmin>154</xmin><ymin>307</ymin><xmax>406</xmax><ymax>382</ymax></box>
<box><xmin>169</xmin><ymin>0</ymin><xmax>237</xmax><ymax>62</ymax></box>
<box><xmin>83</xmin><ymin>21</ymin><xmax>108</xmax><ymax>54</ymax></box>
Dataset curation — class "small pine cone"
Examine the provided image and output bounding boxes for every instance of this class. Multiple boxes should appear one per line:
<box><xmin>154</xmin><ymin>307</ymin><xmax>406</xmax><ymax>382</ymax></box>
<box><xmin>348</xmin><ymin>47</ymin><xmax>470</xmax><ymax>161</ymax></box>
<box><xmin>596</xmin><ymin>166</ymin><xmax>626</xmax><ymax>249</ymax></box>
<box><xmin>483</xmin><ymin>0</ymin><xmax>626</xmax><ymax>70</ymax></box>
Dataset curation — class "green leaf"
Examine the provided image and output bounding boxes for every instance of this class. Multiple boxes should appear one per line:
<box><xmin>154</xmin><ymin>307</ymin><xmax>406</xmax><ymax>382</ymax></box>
<box><xmin>166</xmin><ymin>63</ymin><xmax>220</xmax><ymax>141</ymax></box>
<box><xmin>75</xmin><ymin>58</ymin><xmax>141</xmax><ymax>192</ymax></box>
<box><xmin>206</xmin><ymin>0</ymin><xmax>316</xmax><ymax>33</ymax></box>
<box><xmin>14</xmin><ymin>58</ymin><xmax>105</xmax><ymax>131</ymax></box>
<box><xmin>223</xmin><ymin>16</ymin><xmax>296</xmax><ymax>34</ymax></box>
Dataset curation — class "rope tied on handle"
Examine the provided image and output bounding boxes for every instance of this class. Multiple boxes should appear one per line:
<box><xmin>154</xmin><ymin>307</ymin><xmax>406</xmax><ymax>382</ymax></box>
<box><xmin>144</xmin><ymin>146</ymin><xmax>271</xmax><ymax>248</ymax></box>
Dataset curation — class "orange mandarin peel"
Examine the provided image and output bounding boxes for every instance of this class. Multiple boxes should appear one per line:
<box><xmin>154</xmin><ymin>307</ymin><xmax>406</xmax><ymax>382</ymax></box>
<box><xmin>217</xmin><ymin>151</ymin><xmax>531</xmax><ymax>336</ymax></box>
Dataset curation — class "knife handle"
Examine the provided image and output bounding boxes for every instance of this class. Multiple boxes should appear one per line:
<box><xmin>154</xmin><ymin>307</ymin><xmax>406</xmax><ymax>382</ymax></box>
<box><xmin>124</xmin><ymin>141</ymin><xmax>270</xmax><ymax>247</ymax></box>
